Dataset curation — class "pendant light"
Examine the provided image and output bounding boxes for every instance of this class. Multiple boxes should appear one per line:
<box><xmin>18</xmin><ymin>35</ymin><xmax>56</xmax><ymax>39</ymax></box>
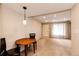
<box><xmin>23</xmin><ymin>6</ymin><xmax>27</xmax><ymax>25</ymax></box>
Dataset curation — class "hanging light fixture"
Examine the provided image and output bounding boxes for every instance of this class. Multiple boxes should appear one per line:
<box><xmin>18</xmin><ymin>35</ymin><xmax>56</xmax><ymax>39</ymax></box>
<box><xmin>23</xmin><ymin>6</ymin><xmax>27</xmax><ymax>25</ymax></box>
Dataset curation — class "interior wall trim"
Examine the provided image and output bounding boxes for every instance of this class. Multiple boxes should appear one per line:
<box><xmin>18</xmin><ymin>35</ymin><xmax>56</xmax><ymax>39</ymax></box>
<box><xmin>42</xmin><ymin>21</ymin><xmax>71</xmax><ymax>24</ymax></box>
<box><xmin>29</xmin><ymin>9</ymin><xmax>71</xmax><ymax>18</ymax></box>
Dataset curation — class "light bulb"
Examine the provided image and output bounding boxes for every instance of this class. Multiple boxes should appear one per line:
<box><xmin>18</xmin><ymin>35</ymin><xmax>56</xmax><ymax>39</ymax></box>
<box><xmin>43</xmin><ymin>16</ymin><xmax>46</xmax><ymax>19</ymax></box>
<box><xmin>23</xmin><ymin>20</ymin><xmax>27</xmax><ymax>25</ymax></box>
<box><xmin>64</xmin><ymin>18</ymin><xmax>68</xmax><ymax>20</ymax></box>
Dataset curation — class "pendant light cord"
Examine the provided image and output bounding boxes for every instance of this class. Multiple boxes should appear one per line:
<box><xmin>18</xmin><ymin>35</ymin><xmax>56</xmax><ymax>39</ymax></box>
<box><xmin>23</xmin><ymin>6</ymin><xmax>27</xmax><ymax>20</ymax></box>
<box><xmin>24</xmin><ymin>10</ymin><xmax>26</xmax><ymax>20</ymax></box>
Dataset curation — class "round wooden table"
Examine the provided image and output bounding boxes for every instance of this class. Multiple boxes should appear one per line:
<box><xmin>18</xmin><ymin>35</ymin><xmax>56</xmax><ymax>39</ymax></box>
<box><xmin>15</xmin><ymin>38</ymin><xmax>36</xmax><ymax>56</ymax></box>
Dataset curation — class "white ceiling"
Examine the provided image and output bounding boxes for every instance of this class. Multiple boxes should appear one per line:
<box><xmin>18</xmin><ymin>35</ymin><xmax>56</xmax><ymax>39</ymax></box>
<box><xmin>2</xmin><ymin>3</ymin><xmax>74</xmax><ymax>23</ymax></box>
<box><xmin>33</xmin><ymin>10</ymin><xmax>71</xmax><ymax>23</ymax></box>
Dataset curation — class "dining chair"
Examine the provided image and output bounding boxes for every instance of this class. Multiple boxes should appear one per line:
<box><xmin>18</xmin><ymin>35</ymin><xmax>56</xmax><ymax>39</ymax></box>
<box><xmin>0</xmin><ymin>39</ymin><xmax>1</xmax><ymax>55</ymax></box>
<box><xmin>29</xmin><ymin>33</ymin><xmax>37</xmax><ymax>50</ymax></box>
<box><xmin>0</xmin><ymin>38</ymin><xmax>20</xmax><ymax>56</ymax></box>
<box><xmin>29</xmin><ymin>33</ymin><xmax>36</xmax><ymax>39</ymax></box>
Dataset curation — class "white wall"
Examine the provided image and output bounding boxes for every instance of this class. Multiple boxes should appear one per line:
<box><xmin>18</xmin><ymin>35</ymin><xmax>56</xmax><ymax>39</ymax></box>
<box><xmin>1</xmin><ymin>4</ymin><xmax>41</xmax><ymax>50</ymax></box>
<box><xmin>0</xmin><ymin>4</ymin><xmax>2</xmax><ymax>38</ymax></box>
<box><xmin>71</xmin><ymin>4</ymin><xmax>79</xmax><ymax>55</ymax></box>
<box><xmin>0</xmin><ymin>4</ymin><xmax>1</xmax><ymax>37</ymax></box>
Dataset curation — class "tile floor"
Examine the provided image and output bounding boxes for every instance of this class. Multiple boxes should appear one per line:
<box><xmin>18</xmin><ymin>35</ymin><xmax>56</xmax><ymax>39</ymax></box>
<box><xmin>21</xmin><ymin>38</ymin><xmax>71</xmax><ymax>56</ymax></box>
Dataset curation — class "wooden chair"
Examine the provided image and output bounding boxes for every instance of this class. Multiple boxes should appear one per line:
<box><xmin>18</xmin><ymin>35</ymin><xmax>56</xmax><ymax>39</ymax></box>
<box><xmin>29</xmin><ymin>33</ymin><xmax>37</xmax><ymax>50</ymax></box>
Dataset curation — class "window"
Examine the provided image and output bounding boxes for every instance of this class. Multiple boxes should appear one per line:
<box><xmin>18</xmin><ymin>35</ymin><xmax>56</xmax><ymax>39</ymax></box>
<box><xmin>51</xmin><ymin>23</ymin><xmax>66</xmax><ymax>38</ymax></box>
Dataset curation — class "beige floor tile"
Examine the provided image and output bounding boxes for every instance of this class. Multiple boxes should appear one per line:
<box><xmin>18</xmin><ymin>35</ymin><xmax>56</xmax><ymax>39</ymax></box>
<box><xmin>21</xmin><ymin>38</ymin><xmax>71</xmax><ymax>56</ymax></box>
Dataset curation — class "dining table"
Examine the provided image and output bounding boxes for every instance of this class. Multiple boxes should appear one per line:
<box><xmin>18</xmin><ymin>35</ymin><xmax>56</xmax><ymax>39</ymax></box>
<box><xmin>15</xmin><ymin>38</ymin><xmax>36</xmax><ymax>56</ymax></box>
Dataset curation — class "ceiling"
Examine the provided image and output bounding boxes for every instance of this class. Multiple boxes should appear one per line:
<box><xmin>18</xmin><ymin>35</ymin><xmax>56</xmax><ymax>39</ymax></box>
<box><xmin>33</xmin><ymin>10</ymin><xmax>71</xmax><ymax>23</ymax></box>
<box><xmin>2</xmin><ymin>3</ymin><xmax>74</xmax><ymax>23</ymax></box>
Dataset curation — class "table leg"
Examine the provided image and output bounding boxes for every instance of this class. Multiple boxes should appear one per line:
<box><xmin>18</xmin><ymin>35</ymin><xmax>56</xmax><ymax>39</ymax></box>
<box><xmin>25</xmin><ymin>45</ymin><xmax>28</xmax><ymax>56</ymax></box>
<box><xmin>35</xmin><ymin>42</ymin><xmax>37</xmax><ymax>50</ymax></box>
<box><xmin>33</xmin><ymin>43</ymin><xmax>35</xmax><ymax>53</ymax></box>
<box><xmin>16</xmin><ymin>44</ymin><xmax>20</xmax><ymax>56</ymax></box>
